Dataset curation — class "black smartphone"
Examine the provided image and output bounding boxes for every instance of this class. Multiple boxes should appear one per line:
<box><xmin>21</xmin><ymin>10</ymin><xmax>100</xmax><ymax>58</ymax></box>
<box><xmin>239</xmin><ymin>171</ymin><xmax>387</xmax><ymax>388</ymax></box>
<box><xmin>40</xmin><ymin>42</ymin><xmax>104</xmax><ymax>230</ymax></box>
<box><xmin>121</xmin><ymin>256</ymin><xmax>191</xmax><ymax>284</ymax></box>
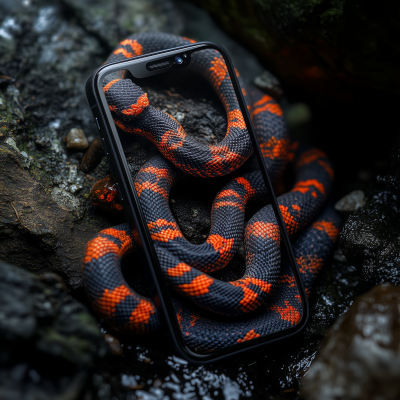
<box><xmin>85</xmin><ymin>35</ymin><xmax>309</xmax><ymax>363</ymax></box>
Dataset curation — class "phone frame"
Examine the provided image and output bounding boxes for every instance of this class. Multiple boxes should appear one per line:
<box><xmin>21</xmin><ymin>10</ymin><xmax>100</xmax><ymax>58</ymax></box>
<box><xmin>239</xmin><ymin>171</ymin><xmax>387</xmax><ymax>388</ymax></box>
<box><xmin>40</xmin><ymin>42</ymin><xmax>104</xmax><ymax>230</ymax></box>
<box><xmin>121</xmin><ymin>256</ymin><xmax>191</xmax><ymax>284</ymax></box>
<box><xmin>85</xmin><ymin>41</ymin><xmax>309</xmax><ymax>363</ymax></box>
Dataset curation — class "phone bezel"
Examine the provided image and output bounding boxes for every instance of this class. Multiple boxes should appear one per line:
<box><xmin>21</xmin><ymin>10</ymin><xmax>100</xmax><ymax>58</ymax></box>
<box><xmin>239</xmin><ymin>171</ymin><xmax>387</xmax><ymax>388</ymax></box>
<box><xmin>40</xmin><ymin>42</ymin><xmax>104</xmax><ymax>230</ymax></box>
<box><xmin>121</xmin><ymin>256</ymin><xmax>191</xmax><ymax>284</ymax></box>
<box><xmin>86</xmin><ymin>41</ymin><xmax>309</xmax><ymax>363</ymax></box>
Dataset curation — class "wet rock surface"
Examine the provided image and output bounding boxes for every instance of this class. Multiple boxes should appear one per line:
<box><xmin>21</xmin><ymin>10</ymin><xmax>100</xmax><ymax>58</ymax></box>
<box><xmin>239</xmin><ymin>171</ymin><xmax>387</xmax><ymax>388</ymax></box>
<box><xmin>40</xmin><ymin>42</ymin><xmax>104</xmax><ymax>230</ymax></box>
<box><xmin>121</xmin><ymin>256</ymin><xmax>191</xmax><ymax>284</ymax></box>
<box><xmin>301</xmin><ymin>284</ymin><xmax>400</xmax><ymax>400</ymax></box>
<box><xmin>0</xmin><ymin>261</ymin><xmax>109</xmax><ymax>399</ymax></box>
<box><xmin>340</xmin><ymin>136</ymin><xmax>400</xmax><ymax>285</ymax></box>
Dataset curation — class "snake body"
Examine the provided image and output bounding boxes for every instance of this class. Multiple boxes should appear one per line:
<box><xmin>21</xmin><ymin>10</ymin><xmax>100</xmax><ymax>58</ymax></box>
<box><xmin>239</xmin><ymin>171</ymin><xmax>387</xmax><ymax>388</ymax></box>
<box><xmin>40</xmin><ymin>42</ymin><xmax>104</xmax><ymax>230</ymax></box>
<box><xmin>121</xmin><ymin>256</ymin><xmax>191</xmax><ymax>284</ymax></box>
<box><xmin>82</xmin><ymin>33</ymin><xmax>341</xmax><ymax>352</ymax></box>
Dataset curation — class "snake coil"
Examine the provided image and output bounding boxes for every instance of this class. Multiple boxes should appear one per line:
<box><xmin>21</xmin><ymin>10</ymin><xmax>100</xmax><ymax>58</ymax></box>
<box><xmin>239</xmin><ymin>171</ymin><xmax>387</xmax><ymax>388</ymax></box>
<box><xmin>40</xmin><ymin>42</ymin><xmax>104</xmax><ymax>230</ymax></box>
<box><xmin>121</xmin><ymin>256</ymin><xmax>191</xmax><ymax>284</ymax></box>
<box><xmin>82</xmin><ymin>33</ymin><xmax>341</xmax><ymax>352</ymax></box>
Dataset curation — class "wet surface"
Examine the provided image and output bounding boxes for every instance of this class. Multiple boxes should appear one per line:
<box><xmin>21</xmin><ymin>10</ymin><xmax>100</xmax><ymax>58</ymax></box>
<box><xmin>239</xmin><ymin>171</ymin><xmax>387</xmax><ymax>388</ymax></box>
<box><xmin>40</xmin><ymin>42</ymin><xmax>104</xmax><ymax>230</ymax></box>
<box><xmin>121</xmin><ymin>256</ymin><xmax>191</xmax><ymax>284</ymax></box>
<box><xmin>301</xmin><ymin>284</ymin><xmax>400</xmax><ymax>400</ymax></box>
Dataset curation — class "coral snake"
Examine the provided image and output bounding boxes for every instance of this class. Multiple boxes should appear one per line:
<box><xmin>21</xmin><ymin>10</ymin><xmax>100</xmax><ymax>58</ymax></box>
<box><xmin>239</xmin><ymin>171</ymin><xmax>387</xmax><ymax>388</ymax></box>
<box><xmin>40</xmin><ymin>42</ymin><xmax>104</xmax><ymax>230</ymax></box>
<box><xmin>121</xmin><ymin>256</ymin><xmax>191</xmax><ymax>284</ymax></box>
<box><xmin>82</xmin><ymin>33</ymin><xmax>341</xmax><ymax>352</ymax></box>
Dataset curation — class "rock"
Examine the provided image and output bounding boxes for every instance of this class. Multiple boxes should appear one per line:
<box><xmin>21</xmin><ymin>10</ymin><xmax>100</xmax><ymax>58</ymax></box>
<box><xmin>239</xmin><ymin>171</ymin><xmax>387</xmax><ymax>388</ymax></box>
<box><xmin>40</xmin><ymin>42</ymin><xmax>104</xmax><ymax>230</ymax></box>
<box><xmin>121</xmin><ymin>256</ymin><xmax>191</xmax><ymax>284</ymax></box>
<box><xmin>340</xmin><ymin>189</ymin><xmax>400</xmax><ymax>285</ymax></box>
<box><xmin>51</xmin><ymin>187</ymin><xmax>82</xmax><ymax>213</ymax></box>
<box><xmin>4</xmin><ymin>136</ymin><xmax>32</xmax><ymax>168</ymax></box>
<box><xmin>0</xmin><ymin>0</ymin><xmax>179</xmax><ymax>288</ymax></box>
<box><xmin>187</xmin><ymin>0</ymin><xmax>400</xmax><ymax>98</ymax></box>
<box><xmin>0</xmin><ymin>143</ymin><xmax>122</xmax><ymax>288</ymax></box>
<box><xmin>334</xmin><ymin>190</ymin><xmax>366</xmax><ymax>215</ymax></box>
<box><xmin>61</xmin><ymin>0</ymin><xmax>184</xmax><ymax>50</ymax></box>
<box><xmin>301</xmin><ymin>284</ymin><xmax>400</xmax><ymax>400</ymax></box>
<box><xmin>66</xmin><ymin>128</ymin><xmax>89</xmax><ymax>150</ymax></box>
<box><xmin>254</xmin><ymin>70</ymin><xmax>283</xmax><ymax>99</ymax></box>
<box><xmin>305</xmin><ymin>243</ymin><xmax>366</xmax><ymax>337</ymax></box>
<box><xmin>80</xmin><ymin>137</ymin><xmax>105</xmax><ymax>173</ymax></box>
<box><xmin>0</xmin><ymin>260</ymin><xmax>109</xmax><ymax>399</ymax></box>
<box><xmin>340</xmin><ymin>136</ymin><xmax>400</xmax><ymax>285</ymax></box>
<box><xmin>104</xmin><ymin>334</ymin><xmax>123</xmax><ymax>356</ymax></box>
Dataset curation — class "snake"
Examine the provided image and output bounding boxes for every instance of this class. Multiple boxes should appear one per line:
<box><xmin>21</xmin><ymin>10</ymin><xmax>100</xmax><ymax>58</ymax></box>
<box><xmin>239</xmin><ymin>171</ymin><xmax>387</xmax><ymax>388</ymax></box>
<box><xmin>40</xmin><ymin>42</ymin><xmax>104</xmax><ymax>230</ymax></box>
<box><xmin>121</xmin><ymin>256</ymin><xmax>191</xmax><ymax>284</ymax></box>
<box><xmin>82</xmin><ymin>33</ymin><xmax>341</xmax><ymax>352</ymax></box>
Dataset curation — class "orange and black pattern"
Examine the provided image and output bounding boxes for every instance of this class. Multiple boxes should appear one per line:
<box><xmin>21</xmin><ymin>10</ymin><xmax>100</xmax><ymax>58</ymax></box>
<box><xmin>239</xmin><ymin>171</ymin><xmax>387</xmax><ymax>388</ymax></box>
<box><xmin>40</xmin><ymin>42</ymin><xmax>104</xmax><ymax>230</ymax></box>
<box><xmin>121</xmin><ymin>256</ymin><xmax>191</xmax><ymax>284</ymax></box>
<box><xmin>102</xmin><ymin>33</ymin><xmax>287</xmax><ymax>179</ymax></box>
<box><xmin>82</xmin><ymin>33</ymin><xmax>341</xmax><ymax>352</ymax></box>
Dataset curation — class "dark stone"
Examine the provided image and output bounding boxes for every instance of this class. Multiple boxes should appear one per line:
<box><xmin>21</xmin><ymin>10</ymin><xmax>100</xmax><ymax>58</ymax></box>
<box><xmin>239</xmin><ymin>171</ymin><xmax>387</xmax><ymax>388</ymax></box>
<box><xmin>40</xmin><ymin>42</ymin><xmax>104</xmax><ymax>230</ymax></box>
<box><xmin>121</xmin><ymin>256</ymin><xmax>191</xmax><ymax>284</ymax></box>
<box><xmin>301</xmin><ymin>284</ymin><xmax>400</xmax><ymax>400</ymax></box>
<box><xmin>340</xmin><ymin>136</ymin><xmax>400</xmax><ymax>285</ymax></box>
<box><xmin>340</xmin><ymin>189</ymin><xmax>400</xmax><ymax>285</ymax></box>
<box><xmin>0</xmin><ymin>260</ymin><xmax>109</xmax><ymax>399</ymax></box>
<box><xmin>304</xmin><ymin>243</ymin><xmax>366</xmax><ymax>337</ymax></box>
<box><xmin>80</xmin><ymin>137</ymin><xmax>105</xmax><ymax>173</ymax></box>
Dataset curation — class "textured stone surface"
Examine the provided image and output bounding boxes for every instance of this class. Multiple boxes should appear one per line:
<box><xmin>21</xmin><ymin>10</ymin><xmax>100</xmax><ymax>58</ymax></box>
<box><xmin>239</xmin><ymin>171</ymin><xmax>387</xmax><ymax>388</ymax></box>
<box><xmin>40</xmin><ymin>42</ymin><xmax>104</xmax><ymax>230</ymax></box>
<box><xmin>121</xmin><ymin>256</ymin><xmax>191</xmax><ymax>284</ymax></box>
<box><xmin>301</xmin><ymin>284</ymin><xmax>400</xmax><ymax>400</ymax></box>
<box><xmin>61</xmin><ymin>0</ymin><xmax>184</xmax><ymax>50</ymax></box>
<box><xmin>0</xmin><ymin>261</ymin><xmax>109</xmax><ymax>399</ymax></box>
<box><xmin>340</xmin><ymin>189</ymin><xmax>400</xmax><ymax>285</ymax></box>
<box><xmin>0</xmin><ymin>0</ymin><xmax>182</xmax><ymax>288</ymax></box>
<box><xmin>340</xmin><ymin>136</ymin><xmax>400</xmax><ymax>285</ymax></box>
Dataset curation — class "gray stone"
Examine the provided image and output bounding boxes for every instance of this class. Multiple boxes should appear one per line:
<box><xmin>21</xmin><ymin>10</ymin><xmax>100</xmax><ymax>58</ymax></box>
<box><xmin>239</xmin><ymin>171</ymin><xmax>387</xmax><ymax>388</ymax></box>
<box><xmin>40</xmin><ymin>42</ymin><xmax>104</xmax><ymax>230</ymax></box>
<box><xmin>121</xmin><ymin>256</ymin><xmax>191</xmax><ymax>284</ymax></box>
<box><xmin>301</xmin><ymin>284</ymin><xmax>400</xmax><ymax>400</ymax></box>
<box><xmin>66</xmin><ymin>128</ymin><xmax>89</xmax><ymax>150</ymax></box>
<box><xmin>334</xmin><ymin>190</ymin><xmax>366</xmax><ymax>214</ymax></box>
<box><xmin>51</xmin><ymin>187</ymin><xmax>81</xmax><ymax>213</ymax></box>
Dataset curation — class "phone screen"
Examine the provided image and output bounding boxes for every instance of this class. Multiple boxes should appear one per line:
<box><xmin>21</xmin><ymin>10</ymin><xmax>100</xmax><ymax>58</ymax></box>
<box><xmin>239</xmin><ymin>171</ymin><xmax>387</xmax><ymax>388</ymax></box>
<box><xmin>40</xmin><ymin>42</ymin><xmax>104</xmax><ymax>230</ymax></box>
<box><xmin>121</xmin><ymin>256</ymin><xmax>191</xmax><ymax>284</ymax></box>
<box><xmin>98</xmin><ymin>45</ymin><xmax>309</xmax><ymax>357</ymax></box>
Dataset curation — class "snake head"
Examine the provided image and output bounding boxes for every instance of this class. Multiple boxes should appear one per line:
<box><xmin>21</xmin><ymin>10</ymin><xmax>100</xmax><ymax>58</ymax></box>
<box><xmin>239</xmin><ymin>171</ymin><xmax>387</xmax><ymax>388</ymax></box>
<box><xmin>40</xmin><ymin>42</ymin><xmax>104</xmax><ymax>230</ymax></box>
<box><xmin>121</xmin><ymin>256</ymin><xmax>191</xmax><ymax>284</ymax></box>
<box><xmin>103</xmin><ymin>78</ymin><xmax>149</xmax><ymax>120</ymax></box>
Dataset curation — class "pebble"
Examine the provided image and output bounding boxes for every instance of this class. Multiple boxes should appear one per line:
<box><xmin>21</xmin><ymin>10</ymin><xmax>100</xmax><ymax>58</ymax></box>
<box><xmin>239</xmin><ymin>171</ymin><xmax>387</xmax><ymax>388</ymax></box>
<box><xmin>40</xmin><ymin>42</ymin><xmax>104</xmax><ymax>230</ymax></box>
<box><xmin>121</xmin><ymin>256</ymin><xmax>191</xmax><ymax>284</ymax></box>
<box><xmin>104</xmin><ymin>334</ymin><xmax>123</xmax><ymax>356</ymax></box>
<box><xmin>285</xmin><ymin>103</ymin><xmax>312</xmax><ymax>128</ymax></box>
<box><xmin>66</xmin><ymin>128</ymin><xmax>89</xmax><ymax>150</ymax></box>
<box><xmin>51</xmin><ymin>187</ymin><xmax>80</xmax><ymax>212</ymax></box>
<box><xmin>254</xmin><ymin>70</ymin><xmax>283</xmax><ymax>99</ymax></box>
<box><xmin>334</xmin><ymin>190</ymin><xmax>366</xmax><ymax>214</ymax></box>
<box><xmin>80</xmin><ymin>138</ymin><xmax>104</xmax><ymax>173</ymax></box>
<box><xmin>301</xmin><ymin>284</ymin><xmax>400</xmax><ymax>400</ymax></box>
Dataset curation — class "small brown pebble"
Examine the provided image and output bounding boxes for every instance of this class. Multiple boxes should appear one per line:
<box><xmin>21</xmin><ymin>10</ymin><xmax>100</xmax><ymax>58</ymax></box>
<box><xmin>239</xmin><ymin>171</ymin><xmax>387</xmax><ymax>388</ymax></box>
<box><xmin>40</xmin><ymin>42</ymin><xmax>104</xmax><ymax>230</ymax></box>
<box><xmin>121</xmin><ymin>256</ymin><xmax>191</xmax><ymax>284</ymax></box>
<box><xmin>143</xmin><ymin>357</ymin><xmax>151</xmax><ymax>364</ymax></box>
<box><xmin>104</xmin><ymin>333</ymin><xmax>123</xmax><ymax>356</ymax></box>
<box><xmin>81</xmin><ymin>138</ymin><xmax>105</xmax><ymax>173</ymax></box>
<box><xmin>66</xmin><ymin>128</ymin><xmax>89</xmax><ymax>150</ymax></box>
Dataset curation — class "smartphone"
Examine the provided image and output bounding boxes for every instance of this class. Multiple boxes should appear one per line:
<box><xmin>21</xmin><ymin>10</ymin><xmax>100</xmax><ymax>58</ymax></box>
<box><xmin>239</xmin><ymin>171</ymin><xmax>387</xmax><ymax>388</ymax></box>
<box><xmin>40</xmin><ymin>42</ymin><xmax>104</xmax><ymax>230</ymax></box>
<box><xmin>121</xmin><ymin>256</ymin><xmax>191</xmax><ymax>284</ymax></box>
<box><xmin>85</xmin><ymin>36</ymin><xmax>309</xmax><ymax>363</ymax></box>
